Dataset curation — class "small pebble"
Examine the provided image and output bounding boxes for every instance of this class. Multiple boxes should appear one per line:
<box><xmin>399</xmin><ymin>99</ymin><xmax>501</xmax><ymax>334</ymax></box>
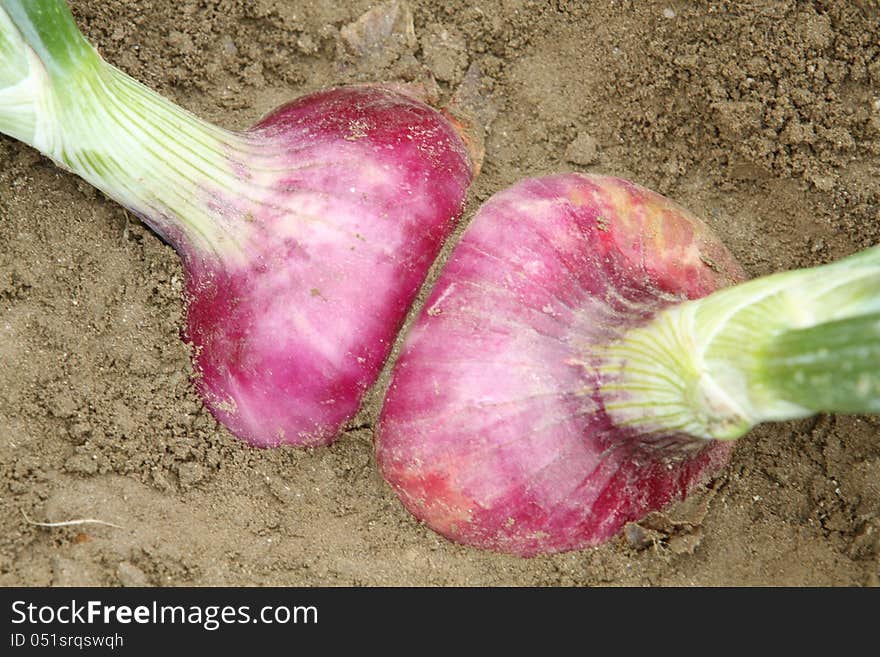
<box><xmin>623</xmin><ymin>523</ymin><xmax>652</xmax><ymax>549</ymax></box>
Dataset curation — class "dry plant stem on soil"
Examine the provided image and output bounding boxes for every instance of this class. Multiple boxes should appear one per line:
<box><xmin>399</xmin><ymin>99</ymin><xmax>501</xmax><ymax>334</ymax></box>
<box><xmin>377</xmin><ymin>174</ymin><xmax>880</xmax><ymax>556</ymax></box>
<box><xmin>20</xmin><ymin>509</ymin><xmax>122</xmax><ymax>530</ymax></box>
<box><xmin>0</xmin><ymin>0</ymin><xmax>473</xmax><ymax>448</ymax></box>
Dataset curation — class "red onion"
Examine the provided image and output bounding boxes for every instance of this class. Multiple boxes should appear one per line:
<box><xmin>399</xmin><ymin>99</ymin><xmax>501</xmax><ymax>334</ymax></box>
<box><xmin>0</xmin><ymin>1</ymin><xmax>473</xmax><ymax>447</ymax></box>
<box><xmin>377</xmin><ymin>173</ymin><xmax>880</xmax><ymax>555</ymax></box>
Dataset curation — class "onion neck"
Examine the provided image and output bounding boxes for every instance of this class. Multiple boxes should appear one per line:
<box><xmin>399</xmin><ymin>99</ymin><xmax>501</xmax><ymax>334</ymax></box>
<box><xmin>0</xmin><ymin>0</ymin><xmax>265</xmax><ymax>261</ymax></box>
<box><xmin>596</xmin><ymin>246</ymin><xmax>880</xmax><ymax>440</ymax></box>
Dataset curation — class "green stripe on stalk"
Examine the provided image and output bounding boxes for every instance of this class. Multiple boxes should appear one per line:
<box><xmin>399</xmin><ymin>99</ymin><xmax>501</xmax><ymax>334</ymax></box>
<box><xmin>0</xmin><ymin>6</ymin><xmax>40</xmax><ymax>139</ymax></box>
<box><xmin>0</xmin><ymin>6</ymin><xmax>28</xmax><ymax>86</ymax></box>
<box><xmin>597</xmin><ymin>246</ymin><xmax>880</xmax><ymax>441</ymax></box>
<box><xmin>0</xmin><ymin>0</ymin><xmax>266</xmax><ymax>260</ymax></box>
<box><xmin>758</xmin><ymin>312</ymin><xmax>880</xmax><ymax>415</ymax></box>
<box><xmin>1</xmin><ymin>0</ymin><xmax>100</xmax><ymax>78</ymax></box>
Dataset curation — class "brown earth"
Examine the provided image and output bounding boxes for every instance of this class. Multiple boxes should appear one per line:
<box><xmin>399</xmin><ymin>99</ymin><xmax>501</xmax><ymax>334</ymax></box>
<box><xmin>1</xmin><ymin>0</ymin><xmax>879</xmax><ymax>586</ymax></box>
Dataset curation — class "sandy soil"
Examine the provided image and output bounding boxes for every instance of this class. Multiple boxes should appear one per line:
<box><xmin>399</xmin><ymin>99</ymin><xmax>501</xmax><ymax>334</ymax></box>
<box><xmin>1</xmin><ymin>0</ymin><xmax>879</xmax><ymax>586</ymax></box>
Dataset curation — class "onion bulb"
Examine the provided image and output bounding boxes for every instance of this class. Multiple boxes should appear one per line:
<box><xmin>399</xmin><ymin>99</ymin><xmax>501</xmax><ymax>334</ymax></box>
<box><xmin>377</xmin><ymin>173</ymin><xmax>880</xmax><ymax>555</ymax></box>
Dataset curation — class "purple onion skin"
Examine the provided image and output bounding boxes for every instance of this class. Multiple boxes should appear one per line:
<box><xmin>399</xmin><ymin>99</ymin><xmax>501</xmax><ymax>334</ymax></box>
<box><xmin>377</xmin><ymin>173</ymin><xmax>746</xmax><ymax>556</ymax></box>
<box><xmin>184</xmin><ymin>86</ymin><xmax>472</xmax><ymax>447</ymax></box>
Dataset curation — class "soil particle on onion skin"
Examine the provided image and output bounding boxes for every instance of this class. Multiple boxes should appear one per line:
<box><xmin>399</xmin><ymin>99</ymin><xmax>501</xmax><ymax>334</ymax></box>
<box><xmin>1</xmin><ymin>0</ymin><xmax>878</xmax><ymax>586</ymax></box>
